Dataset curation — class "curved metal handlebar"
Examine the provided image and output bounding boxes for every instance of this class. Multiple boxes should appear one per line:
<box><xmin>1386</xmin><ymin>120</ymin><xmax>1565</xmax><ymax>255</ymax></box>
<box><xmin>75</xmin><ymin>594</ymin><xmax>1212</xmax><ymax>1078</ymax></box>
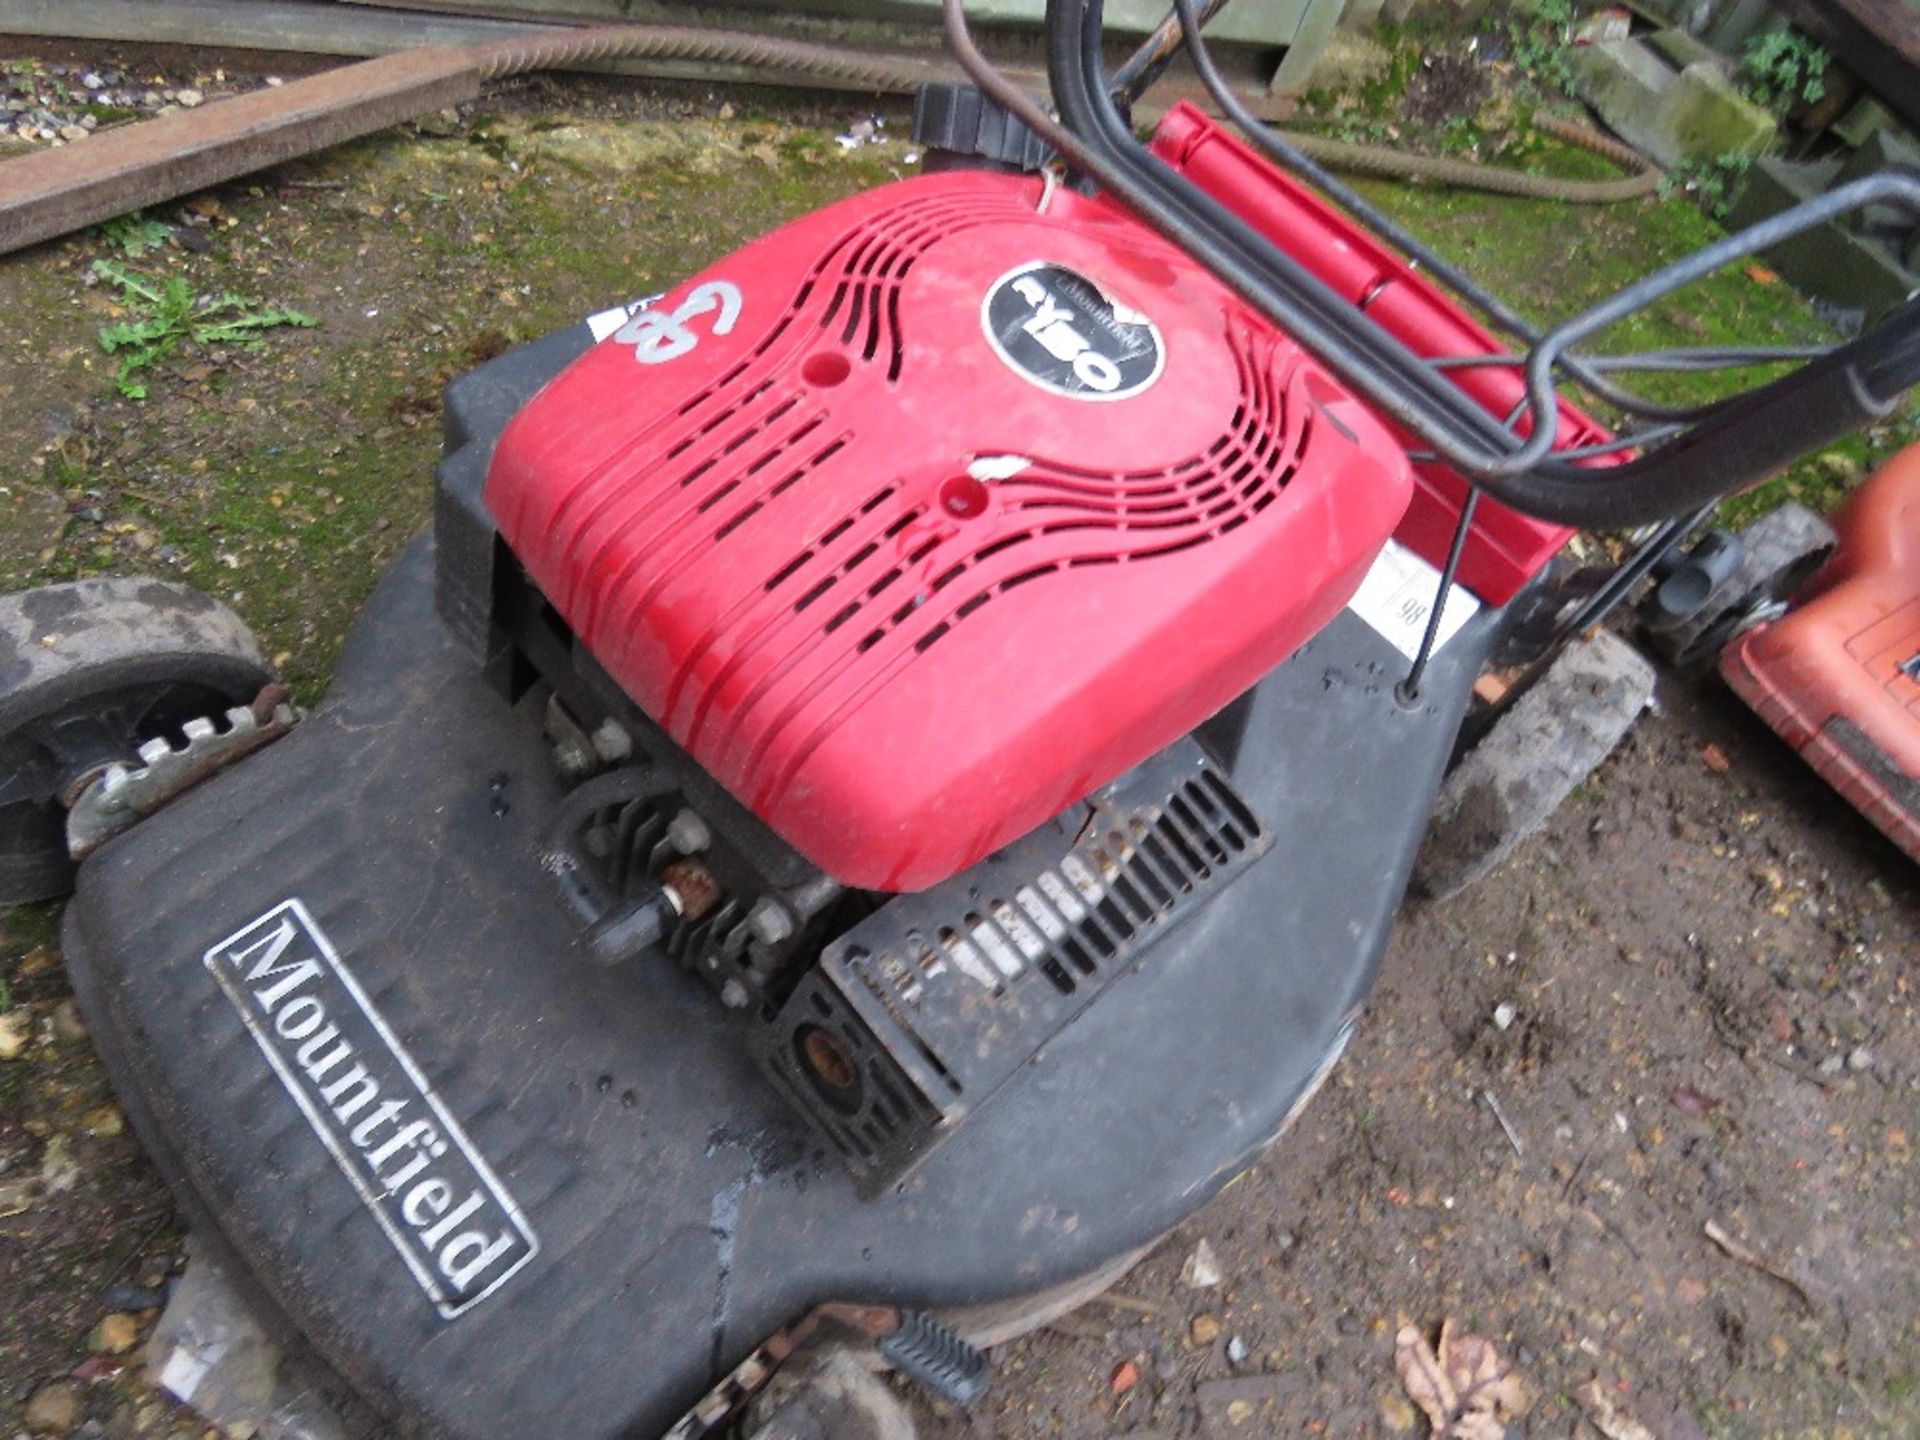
<box><xmin>943</xmin><ymin>0</ymin><xmax>1920</xmax><ymax>529</ymax></box>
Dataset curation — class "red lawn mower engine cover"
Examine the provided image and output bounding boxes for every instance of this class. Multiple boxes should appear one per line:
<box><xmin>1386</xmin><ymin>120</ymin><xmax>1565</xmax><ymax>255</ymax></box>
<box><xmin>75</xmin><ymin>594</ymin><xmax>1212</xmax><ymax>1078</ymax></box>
<box><xmin>486</xmin><ymin>171</ymin><xmax>1413</xmax><ymax>891</ymax></box>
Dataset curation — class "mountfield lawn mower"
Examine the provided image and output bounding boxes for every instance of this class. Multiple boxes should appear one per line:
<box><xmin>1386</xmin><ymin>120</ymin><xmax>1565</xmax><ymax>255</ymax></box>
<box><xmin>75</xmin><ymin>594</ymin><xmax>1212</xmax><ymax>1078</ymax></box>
<box><xmin>3</xmin><ymin>2</ymin><xmax>1917</xmax><ymax>1436</ymax></box>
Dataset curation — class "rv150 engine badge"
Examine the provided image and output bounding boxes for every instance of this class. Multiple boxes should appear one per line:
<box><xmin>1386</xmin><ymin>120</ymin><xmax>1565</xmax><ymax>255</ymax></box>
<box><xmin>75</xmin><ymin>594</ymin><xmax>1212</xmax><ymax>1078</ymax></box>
<box><xmin>981</xmin><ymin>261</ymin><xmax>1164</xmax><ymax>401</ymax></box>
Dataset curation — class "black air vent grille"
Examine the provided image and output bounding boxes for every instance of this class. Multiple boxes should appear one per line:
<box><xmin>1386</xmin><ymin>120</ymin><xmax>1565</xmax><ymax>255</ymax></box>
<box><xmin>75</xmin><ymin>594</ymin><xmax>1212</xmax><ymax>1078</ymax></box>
<box><xmin>752</xmin><ymin>741</ymin><xmax>1266</xmax><ymax>1196</ymax></box>
<box><xmin>808</xmin><ymin>190</ymin><xmax>1033</xmax><ymax>381</ymax></box>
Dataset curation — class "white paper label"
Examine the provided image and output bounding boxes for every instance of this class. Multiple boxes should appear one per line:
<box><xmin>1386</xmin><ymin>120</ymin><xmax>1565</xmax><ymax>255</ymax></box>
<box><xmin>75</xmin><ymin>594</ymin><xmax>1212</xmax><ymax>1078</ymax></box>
<box><xmin>585</xmin><ymin>292</ymin><xmax>664</xmax><ymax>342</ymax></box>
<box><xmin>1346</xmin><ymin>539</ymin><xmax>1481</xmax><ymax>662</ymax></box>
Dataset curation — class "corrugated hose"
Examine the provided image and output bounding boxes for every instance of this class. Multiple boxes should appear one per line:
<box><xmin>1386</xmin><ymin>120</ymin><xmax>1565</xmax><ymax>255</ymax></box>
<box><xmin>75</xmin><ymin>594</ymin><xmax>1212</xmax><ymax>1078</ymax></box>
<box><xmin>1272</xmin><ymin>113</ymin><xmax>1661</xmax><ymax>204</ymax></box>
<box><xmin>471</xmin><ymin>24</ymin><xmax>942</xmax><ymax>92</ymax></box>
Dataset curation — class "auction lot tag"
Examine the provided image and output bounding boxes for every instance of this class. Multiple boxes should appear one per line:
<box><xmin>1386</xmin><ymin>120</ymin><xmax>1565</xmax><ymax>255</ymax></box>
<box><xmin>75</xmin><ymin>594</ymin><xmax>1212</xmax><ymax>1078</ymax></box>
<box><xmin>1347</xmin><ymin>539</ymin><xmax>1482</xmax><ymax>662</ymax></box>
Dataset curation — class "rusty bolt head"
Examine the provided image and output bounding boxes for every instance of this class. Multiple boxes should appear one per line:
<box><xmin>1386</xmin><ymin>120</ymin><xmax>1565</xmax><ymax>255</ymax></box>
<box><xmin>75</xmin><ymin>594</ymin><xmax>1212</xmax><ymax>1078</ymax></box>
<box><xmin>661</xmin><ymin>860</ymin><xmax>721</xmax><ymax>922</ymax></box>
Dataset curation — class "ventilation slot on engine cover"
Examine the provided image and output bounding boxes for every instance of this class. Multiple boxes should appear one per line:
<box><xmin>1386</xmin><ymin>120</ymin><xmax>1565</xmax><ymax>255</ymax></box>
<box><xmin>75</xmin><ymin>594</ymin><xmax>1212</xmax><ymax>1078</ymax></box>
<box><xmin>752</xmin><ymin>739</ymin><xmax>1266</xmax><ymax>1196</ymax></box>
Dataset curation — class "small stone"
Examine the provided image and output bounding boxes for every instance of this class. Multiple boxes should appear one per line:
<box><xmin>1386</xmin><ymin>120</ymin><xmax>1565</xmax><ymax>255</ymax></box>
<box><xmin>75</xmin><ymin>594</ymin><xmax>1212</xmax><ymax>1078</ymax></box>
<box><xmin>69</xmin><ymin>1353</ymin><xmax>125</xmax><ymax>1383</ymax></box>
<box><xmin>89</xmin><ymin>1312</ymin><xmax>139</xmax><ymax>1355</ymax></box>
<box><xmin>52</xmin><ymin>1000</ymin><xmax>87</xmax><ymax>1044</ymax></box>
<box><xmin>1818</xmin><ymin>1053</ymin><xmax>1846</xmax><ymax>1077</ymax></box>
<box><xmin>1180</xmin><ymin>1237</ymin><xmax>1223</xmax><ymax>1289</ymax></box>
<box><xmin>39</xmin><ymin>1135</ymin><xmax>80</xmax><ymax>1195</ymax></box>
<box><xmin>1493</xmin><ymin>1002</ymin><xmax>1516</xmax><ymax>1032</ymax></box>
<box><xmin>1225</xmin><ymin>1399</ymin><xmax>1254</xmax><ymax>1425</ymax></box>
<box><xmin>57</xmin><ymin>124</ymin><xmax>88</xmax><ymax>143</ymax></box>
<box><xmin>1379</xmin><ymin>1390</ymin><xmax>1418</xmax><ymax>1433</ymax></box>
<box><xmin>102</xmin><ymin>1281</ymin><xmax>162</xmax><ymax>1312</ymax></box>
<box><xmin>1225</xmin><ymin>1334</ymin><xmax>1248</xmax><ymax>1365</ymax></box>
<box><xmin>1848</xmin><ymin>1047</ymin><xmax>1874</xmax><ymax>1072</ymax></box>
<box><xmin>81</xmin><ymin>71</ymin><xmax>104</xmax><ymax>90</ymax></box>
<box><xmin>175</xmin><ymin>88</ymin><xmax>205</xmax><ymax>108</ymax></box>
<box><xmin>24</xmin><ymin>1378</ymin><xmax>83</xmax><ymax>1435</ymax></box>
<box><xmin>1190</xmin><ymin>1313</ymin><xmax>1221</xmax><ymax>1345</ymax></box>
<box><xmin>0</xmin><ymin>1012</ymin><xmax>27</xmax><ymax>1060</ymax></box>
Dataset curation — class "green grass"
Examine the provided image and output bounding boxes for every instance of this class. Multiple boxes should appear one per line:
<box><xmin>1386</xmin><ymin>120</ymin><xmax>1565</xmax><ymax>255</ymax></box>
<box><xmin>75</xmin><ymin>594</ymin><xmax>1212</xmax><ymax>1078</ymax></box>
<box><xmin>1344</xmin><ymin>176</ymin><xmax>1920</xmax><ymax>526</ymax></box>
<box><xmin>3</xmin><ymin>95</ymin><xmax>1909</xmax><ymax>703</ymax></box>
<box><xmin>1</xmin><ymin>111</ymin><xmax>903</xmax><ymax>700</ymax></box>
<box><xmin>93</xmin><ymin>258</ymin><xmax>318</xmax><ymax>399</ymax></box>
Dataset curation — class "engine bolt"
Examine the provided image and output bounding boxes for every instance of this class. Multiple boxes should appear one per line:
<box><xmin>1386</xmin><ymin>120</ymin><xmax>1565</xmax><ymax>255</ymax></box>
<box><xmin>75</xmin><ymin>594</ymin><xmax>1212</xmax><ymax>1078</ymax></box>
<box><xmin>552</xmin><ymin>736</ymin><xmax>596</xmax><ymax>780</ymax></box>
<box><xmin>748</xmin><ymin>897</ymin><xmax>794</xmax><ymax>946</ymax></box>
<box><xmin>667</xmin><ymin>808</ymin><xmax>712</xmax><ymax>855</ymax></box>
<box><xmin>591</xmin><ymin>718</ymin><xmax>634</xmax><ymax>764</ymax></box>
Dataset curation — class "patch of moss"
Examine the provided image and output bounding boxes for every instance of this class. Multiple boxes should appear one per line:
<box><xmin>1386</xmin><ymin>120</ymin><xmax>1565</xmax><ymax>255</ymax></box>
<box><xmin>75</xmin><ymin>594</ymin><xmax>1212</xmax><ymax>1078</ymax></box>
<box><xmin>1</xmin><ymin>112</ymin><xmax>905</xmax><ymax>703</ymax></box>
<box><xmin>1342</xmin><ymin>174</ymin><xmax>1918</xmax><ymax>523</ymax></box>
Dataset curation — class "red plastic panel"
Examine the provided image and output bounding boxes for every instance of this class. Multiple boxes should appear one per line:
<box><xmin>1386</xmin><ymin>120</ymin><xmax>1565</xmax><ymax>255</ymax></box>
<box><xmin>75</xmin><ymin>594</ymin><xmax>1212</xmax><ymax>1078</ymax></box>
<box><xmin>1719</xmin><ymin>442</ymin><xmax>1920</xmax><ymax>860</ymax></box>
<box><xmin>1150</xmin><ymin>102</ymin><xmax>1603</xmax><ymax>605</ymax></box>
<box><xmin>487</xmin><ymin>171</ymin><xmax>1412</xmax><ymax>890</ymax></box>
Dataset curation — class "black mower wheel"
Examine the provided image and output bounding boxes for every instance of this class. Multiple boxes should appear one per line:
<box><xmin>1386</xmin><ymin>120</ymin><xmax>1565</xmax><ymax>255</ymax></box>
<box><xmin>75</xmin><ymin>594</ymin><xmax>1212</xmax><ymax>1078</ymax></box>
<box><xmin>1641</xmin><ymin>504</ymin><xmax>1837</xmax><ymax>674</ymax></box>
<box><xmin>0</xmin><ymin>578</ymin><xmax>271</xmax><ymax>906</ymax></box>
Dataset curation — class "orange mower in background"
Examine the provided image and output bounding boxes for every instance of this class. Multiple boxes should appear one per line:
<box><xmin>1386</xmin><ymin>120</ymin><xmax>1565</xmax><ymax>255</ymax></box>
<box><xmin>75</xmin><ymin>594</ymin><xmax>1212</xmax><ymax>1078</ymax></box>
<box><xmin>1720</xmin><ymin>444</ymin><xmax>1920</xmax><ymax>861</ymax></box>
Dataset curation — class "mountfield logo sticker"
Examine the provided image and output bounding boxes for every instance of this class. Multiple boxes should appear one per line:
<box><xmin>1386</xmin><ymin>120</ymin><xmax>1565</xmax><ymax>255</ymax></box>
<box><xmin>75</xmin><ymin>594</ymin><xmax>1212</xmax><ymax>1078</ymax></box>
<box><xmin>204</xmin><ymin>900</ymin><xmax>538</xmax><ymax>1319</ymax></box>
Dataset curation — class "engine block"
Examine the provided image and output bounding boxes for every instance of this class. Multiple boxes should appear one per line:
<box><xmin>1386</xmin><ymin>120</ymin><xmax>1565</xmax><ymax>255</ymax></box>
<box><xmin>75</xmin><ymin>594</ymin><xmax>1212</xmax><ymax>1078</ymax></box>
<box><xmin>486</xmin><ymin>170</ymin><xmax>1412</xmax><ymax>890</ymax></box>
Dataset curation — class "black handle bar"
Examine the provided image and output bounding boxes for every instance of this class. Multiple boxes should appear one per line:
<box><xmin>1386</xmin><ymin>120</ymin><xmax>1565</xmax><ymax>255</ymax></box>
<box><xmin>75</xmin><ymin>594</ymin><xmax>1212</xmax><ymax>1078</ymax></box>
<box><xmin>944</xmin><ymin>0</ymin><xmax>1920</xmax><ymax>530</ymax></box>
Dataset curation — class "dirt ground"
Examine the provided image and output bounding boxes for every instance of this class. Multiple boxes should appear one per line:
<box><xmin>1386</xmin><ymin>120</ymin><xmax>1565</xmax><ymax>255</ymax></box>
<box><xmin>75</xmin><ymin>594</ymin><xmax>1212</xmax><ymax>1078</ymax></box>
<box><xmin>918</xmin><ymin>680</ymin><xmax>1918</xmax><ymax>1439</ymax></box>
<box><xmin>1</xmin><ymin>34</ymin><xmax>1916</xmax><ymax>1440</ymax></box>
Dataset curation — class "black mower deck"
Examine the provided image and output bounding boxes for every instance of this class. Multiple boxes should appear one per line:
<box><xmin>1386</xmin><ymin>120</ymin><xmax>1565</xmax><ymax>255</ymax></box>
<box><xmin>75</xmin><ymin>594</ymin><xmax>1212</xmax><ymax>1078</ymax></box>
<box><xmin>59</xmin><ymin>324</ymin><xmax>1504</xmax><ymax>1440</ymax></box>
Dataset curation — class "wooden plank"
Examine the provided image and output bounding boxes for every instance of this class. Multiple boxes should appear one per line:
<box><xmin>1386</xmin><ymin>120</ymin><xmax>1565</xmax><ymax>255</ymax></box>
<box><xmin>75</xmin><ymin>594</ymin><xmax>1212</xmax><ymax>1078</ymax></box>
<box><xmin>0</xmin><ymin>0</ymin><xmax>561</xmax><ymax>58</ymax></box>
<box><xmin>326</xmin><ymin>0</ymin><xmax>1311</xmax><ymax>44</ymax></box>
<box><xmin>0</xmin><ymin>0</ymin><xmax>965</xmax><ymax>89</ymax></box>
<box><xmin>334</xmin><ymin>0</ymin><xmax>624</xmax><ymax>19</ymax></box>
<box><xmin>0</xmin><ymin>46</ymin><xmax>484</xmax><ymax>255</ymax></box>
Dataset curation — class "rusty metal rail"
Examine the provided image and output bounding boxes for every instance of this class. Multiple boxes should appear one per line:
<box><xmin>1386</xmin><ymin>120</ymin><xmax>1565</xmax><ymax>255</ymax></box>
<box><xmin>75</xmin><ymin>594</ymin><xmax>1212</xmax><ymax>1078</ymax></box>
<box><xmin>0</xmin><ymin>48</ymin><xmax>485</xmax><ymax>257</ymax></box>
<box><xmin>0</xmin><ymin>23</ymin><xmax>938</xmax><ymax>258</ymax></box>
